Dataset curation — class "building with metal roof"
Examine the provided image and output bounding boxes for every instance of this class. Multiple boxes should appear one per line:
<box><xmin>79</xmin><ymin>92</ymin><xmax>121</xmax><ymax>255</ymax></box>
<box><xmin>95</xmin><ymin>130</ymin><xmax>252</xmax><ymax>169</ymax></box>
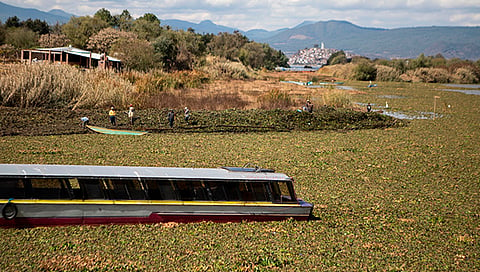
<box><xmin>20</xmin><ymin>46</ymin><xmax>121</xmax><ymax>70</ymax></box>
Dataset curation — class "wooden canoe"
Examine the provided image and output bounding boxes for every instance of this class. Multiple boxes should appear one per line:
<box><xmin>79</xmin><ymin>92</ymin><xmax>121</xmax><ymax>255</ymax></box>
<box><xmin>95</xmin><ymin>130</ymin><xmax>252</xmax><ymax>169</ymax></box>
<box><xmin>86</xmin><ymin>125</ymin><xmax>148</xmax><ymax>135</ymax></box>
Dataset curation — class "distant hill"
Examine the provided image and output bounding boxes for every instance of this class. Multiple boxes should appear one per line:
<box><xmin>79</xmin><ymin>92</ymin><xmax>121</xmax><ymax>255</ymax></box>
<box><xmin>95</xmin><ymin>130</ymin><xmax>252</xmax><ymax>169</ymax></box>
<box><xmin>163</xmin><ymin>19</ymin><xmax>480</xmax><ymax>60</ymax></box>
<box><xmin>162</xmin><ymin>19</ymin><xmax>240</xmax><ymax>34</ymax></box>
<box><xmin>258</xmin><ymin>20</ymin><xmax>480</xmax><ymax>60</ymax></box>
<box><xmin>0</xmin><ymin>1</ymin><xmax>73</xmax><ymax>25</ymax></box>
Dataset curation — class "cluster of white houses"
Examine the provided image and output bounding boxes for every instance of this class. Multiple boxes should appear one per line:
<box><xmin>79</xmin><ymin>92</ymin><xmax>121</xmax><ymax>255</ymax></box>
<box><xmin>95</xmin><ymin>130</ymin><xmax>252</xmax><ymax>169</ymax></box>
<box><xmin>21</xmin><ymin>46</ymin><xmax>122</xmax><ymax>70</ymax></box>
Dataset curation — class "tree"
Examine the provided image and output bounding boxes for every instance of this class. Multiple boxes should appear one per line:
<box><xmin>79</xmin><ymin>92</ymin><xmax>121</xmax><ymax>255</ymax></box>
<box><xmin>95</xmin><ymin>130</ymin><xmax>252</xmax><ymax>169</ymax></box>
<box><xmin>132</xmin><ymin>13</ymin><xmax>162</xmax><ymax>41</ymax></box>
<box><xmin>174</xmin><ymin>30</ymin><xmax>206</xmax><ymax>70</ymax></box>
<box><xmin>0</xmin><ymin>22</ymin><xmax>5</xmax><ymax>45</ymax></box>
<box><xmin>38</xmin><ymin>33</ymin><xmax>71</xmax><ymax>48</ymax></box>
<box><xmin>87</xmin><ymin>28</ymin><xmax>138</xmax><ymax>54</ymax></box>
<box><xmin>94</xmin><ymin>8</ymin><xmax>115</xmax><ymax>27</ymax></box>
<box><xmin>138</xmin><ymin>13</ymin><xmax>160</xmax><ymax>24</ymax></box>
<box><xmin>409</xmin><ymin>53</ymin><xmax>431</xmax><ymax>69</ymax></box>
<box><xmin>239</xmin><ymin>42</ymin><xmax>265</xmax><ymax>69</ymax></box>
<box><xmin>114</xmin><ymin>10</ymin><xmax>133</xmax><ymax>31</ymax></box>
<box><xmin>262</xmin><ymin>45</ymin><xmax>288</xmax><ymax>69</ymax></box>
<box><xmin>390</xmin><ymin>59</ymin><xmax>407</xmax><ymax>73</ymax></box>
<box><xmin>153</xmin><ymin>33</ymin><xmax>178</xmax><ymax>70</ymax></box>
<box><xmin>23</xmin><ymin>19</ymin><xmax>50</xmax><ymax>35</ymax></box>
<box><xmin>62</xmin><ymin>16</ymin><xmax>109</xmax><ymax>48</ymax></box>
<box><xmin>111</xmin><ymin>38</ymin><xmax>157</xmax><ymax>71</ymax></box>
<box><xmin>5</xmin><ymin>16</ymin><xmax>21</xmax><ymax>28</ymax></box>
<box><xmin>208</xmin><ymin>31</ymin><xmax>249</xmax><ymax>61</ymax></box>
<box><xmin>327</xmin><ymin>50</ymin><xmax>347</xmax><ymax>65</ymax></box>
<box><xmin>5</xmin><ymin>27</ymin><xmax>38</xmax><ymax>49</ymax></box>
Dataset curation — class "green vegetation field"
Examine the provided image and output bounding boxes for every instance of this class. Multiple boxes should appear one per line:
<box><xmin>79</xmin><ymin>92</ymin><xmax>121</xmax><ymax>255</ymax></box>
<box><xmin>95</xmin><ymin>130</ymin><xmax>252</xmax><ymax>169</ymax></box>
<box><xmin>0</xmin><ymin>81</ymin><xmax>479</xmax><ymax>271</ymax></box>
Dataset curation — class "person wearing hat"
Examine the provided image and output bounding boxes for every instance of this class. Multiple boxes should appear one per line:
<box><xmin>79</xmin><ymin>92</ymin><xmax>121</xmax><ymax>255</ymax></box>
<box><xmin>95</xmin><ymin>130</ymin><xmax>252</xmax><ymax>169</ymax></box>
<box><xmin>109</xmin><ymin>106</ymin><xmax>116</xmax><ymax>126</ymax></box>
<box><xmin>127</xmin><ymin>104</ymin><xmax>135</xmax><ymax>125</ymax></box>
<box><xmin>184</xmin><ymin>107</ymin><xmax>190</xmax><ymax>124</ymax></box>
<box><xmin>80</xmin><ymin>116</ymin><xmax>89</xmax><ymax>128</ymax></box>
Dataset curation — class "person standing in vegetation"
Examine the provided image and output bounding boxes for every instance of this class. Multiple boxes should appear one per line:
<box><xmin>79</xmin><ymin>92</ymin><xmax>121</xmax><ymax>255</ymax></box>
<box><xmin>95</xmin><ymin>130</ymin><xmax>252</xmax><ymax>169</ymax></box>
<box><xmin>168</xmin><ymin>110</ymin><xmax>175</xmax><ymax>128</ymax></box>
<box><xmin>184</xmin><ymin>107</ymin><xmax>190</xmax><ymax>124</ymax></box>
<box><xmin>367</xmin><ymin>103</ymin><xmax>372</xmax><ymax>112</ymax></box>
<box><xmin>305</xmin><ymin>100</ymin><xmax>314</xmax><ymax>113</ymax></box>
<box><xmin>80</xmin><ymin>117</ymin><xmax>89</xmax><ymax>128</ymax></box>
<box><xmin>127</xmin><ymin>104</ymin><xmax>135</xmax><ymax>125</ymax></box>
<box><xmin>109</xmin><ymin>106</ymin><xmax>116</xmax><ymax>126</ymax></box>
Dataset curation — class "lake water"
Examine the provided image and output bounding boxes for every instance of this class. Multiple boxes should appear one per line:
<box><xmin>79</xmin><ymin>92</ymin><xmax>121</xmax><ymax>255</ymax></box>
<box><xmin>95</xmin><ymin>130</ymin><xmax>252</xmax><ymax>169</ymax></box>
<box><xmin>441</xmin><ymin>89</ymin><xmax>480</xmax><ymax>95</ymax></box>
<box><xmin>441</xmin><ymin>84</ymin><xmax>480</xmax><ymax>95</ymax></box>
<box><xmin>382</xmin><ymin>111</ymin><xmax>441</xmax><ymax>120</ymax></box>
<box><xmin>378</xmin><ymin>95</ymin><xmax>407</xmax><ymax>99</ymax></box>
<box><xmin>355</xmin><ymin>102</ymin><xmax>441</xmax><ymax>120</ymax></box>
<box><xmin>443</xmin><ymin>84</ymin><xmax>480</xmax><ymax>89</ymax></box>
<box><xmin>276</xmin><ymin>65</ymin><xmax>322</xmax><ymax>72</ymax></box>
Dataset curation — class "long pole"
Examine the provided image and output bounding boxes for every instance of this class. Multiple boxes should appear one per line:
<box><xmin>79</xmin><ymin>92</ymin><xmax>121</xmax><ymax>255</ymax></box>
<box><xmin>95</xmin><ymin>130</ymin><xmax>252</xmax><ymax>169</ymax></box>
<box><xmin>433</xmin><ymin>96</ymin><xmax>440</xmax><ymax>119</ymax></box>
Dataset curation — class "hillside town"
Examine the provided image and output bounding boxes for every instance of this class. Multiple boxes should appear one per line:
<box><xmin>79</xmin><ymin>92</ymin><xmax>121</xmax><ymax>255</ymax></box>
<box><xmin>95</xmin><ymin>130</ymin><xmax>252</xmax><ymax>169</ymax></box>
<box><xmin>287</xmin><ymin>43</ymin><xmax>354</xmax><ymax>66</ymax></box>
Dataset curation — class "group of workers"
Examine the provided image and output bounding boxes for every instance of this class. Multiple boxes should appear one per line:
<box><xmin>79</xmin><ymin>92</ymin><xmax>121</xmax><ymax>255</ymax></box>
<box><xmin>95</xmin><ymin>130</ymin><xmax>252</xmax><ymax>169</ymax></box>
<box><xmin>81</xmin><ymin>105</ymin><xmax>191</xmax><ymax>129</ymax></box>
<box><xmin>107</xmin><ymin>104</ymin><xmax>136</xmax><ymax>126</ymax></box>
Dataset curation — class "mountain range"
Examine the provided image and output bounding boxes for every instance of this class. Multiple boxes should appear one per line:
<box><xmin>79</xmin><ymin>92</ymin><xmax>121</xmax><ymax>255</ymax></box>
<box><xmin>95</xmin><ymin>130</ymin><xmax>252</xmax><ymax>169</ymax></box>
<box><xmin>2</xmin><ymin>1</ymin><xmax>479</xmax><ymax>60</ymax></box>
<box><xmin>0</xmin><ymin>1</ymin><xmax>73</xmax><ymax>25</ymax></box>
<box><xmin>164</xmin><ymin>19</ymin><xmax>480</xmax><ymax>60</ymax></box>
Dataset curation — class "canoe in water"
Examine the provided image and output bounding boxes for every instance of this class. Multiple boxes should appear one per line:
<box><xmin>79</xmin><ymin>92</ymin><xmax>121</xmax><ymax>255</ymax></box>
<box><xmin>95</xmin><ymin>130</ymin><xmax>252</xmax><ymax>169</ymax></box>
<box><xmin>86</xmin><ymin>125</ymin><xmax>148</xmax><ymax>135</ymax></box>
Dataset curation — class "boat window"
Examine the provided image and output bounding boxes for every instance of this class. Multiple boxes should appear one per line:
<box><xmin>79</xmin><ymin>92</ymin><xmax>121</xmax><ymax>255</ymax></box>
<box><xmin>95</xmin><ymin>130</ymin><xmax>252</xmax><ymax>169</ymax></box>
<box><xmin>205</xmin><ymin>181</ymin><xmax>242</xmax><ymax>201</ymax></box>
<box><xmin>66</xmin><ymin>178</ymin><xmax>83</xmax><ymax>199</ymax></box>
<box><xmin>29</xmin><ymin>178</ymin><xmax>69</xmax><ymax>199</ymax></box>
<box><xmin>224</xmin><ymin>182</ymin><xmax>242</xmax><ymax>200</ymax></box>
<box><xmin>206</xmin><ymin>181</ymin><xmax>227</xmax><ymax>200</ymax></box>
<box><xmin>144</xmin><ymin>180</ymin><xmax>177</xmax><ymax>200</ymax></box>
<box><xmin>0</xmin><ymin>178</ymin><xmax>26</xmax><ymax>199</ymax></box>
<box><xmin>79</xmin><ymin>179</ymin><xmax>107</xmax><ymax>199</ymax></box>
<box><xmin>271</xmin><ymin>181</ymin><xmax>296</xmax><ymax>203</ymax></box>
<box><xmin>175</xmin><ymin>180</ymin><xmax>208</xmax><ymax>201</ymax></box>
<box><xmin>106</xmin><ymin>179</ymin><xmax>146</xmax><ymax>200</ymax></box>
<box><xmin>239</xmin><ymin>182</ymin><xmax>269</xmax><ymax>201</ymax></box>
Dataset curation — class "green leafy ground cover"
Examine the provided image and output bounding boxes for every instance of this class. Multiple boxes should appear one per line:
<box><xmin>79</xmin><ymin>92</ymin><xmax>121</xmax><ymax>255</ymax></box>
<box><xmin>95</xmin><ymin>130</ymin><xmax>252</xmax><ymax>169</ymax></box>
<box><xmin>0</xmin><ymin>107</ymin><xmax>402</xmax><ymax>136</ymax></box>
<box><xmin>0</xmin><ymin>82</ymin><xmax>479</xmax><ymax>271</ymax></box>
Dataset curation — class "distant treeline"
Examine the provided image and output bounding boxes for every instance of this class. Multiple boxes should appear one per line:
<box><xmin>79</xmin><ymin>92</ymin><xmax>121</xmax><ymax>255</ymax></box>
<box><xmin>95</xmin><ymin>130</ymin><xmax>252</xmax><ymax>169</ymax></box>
<box><xmin>0</xmin><ymin>9</ymin><xmax>289</xmax><ymax>71</ymax></box>
<box><xmin>326</xmin><ymin>51</ymin><xmax>480</xmax><ymax>84</ymax></box>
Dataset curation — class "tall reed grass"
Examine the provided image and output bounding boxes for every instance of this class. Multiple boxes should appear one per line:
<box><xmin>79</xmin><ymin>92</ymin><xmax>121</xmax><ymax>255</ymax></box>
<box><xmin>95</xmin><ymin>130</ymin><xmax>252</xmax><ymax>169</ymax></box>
<box><xmin>128</xmin><ymin>69</ymin><xmax>210</xmax><ymax>94</ymax></box>
<box><xmin>0</xmin><ymin>63</ymin><xmax>133</xmax><ymax>109</ymax></box>
<box><xmin>257</xmin><ymin>89</ymin><xmax>295</xmax><ymax>110</ymax></box>
<box><xmin>322</xmin><ymin>89</ymin><xmax>352</xmax><ymax>108</ymax></box>
<box><xmin>197</xmin><ymin>56</ymin><xmax>251</xmax><ymax>79</ymax></box>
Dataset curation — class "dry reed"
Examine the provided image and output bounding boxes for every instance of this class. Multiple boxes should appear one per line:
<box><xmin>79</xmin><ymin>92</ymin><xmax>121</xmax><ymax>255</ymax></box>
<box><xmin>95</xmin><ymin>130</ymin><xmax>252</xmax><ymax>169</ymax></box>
<box><xmin>0</xmin><ymin>63</ymin><xmax>133</xmax><ymax>109</ymax></box>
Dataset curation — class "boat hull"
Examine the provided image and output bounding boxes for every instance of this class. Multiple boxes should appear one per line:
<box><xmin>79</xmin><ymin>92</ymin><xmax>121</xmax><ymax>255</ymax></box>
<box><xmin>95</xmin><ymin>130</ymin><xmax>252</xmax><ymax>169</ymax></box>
<box><xmin>0</xmin><ymin>200</ymin><xmax>313</xmax><ymax>227</ymax></box>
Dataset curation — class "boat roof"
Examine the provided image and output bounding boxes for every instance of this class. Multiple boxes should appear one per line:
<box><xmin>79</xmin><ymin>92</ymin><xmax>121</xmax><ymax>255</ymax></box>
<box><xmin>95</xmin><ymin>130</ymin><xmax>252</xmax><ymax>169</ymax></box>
<box><xmin>0</xmin><ymin>164</ymin><xmax>291</xmax><ymax>181</ymax></box>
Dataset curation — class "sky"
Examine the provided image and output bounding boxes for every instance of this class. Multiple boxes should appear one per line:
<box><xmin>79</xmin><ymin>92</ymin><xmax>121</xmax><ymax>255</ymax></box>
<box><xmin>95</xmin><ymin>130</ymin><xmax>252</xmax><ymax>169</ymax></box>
<box><xmin>3</xmin><ymin>0</ymin><xmax>480</xmax><ymax>31</ymax></box>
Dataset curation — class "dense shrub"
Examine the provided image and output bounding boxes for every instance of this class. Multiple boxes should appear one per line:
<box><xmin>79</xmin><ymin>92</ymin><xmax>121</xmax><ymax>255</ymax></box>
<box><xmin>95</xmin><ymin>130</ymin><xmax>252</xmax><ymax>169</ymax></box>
<box><xmin>453</xmin><ymin>68</ymin><xmax>479</xmax><ymax>84</ymax></box>
<box><xmin>330</xmin><ymin>63</ymin><xmax>355</xmax><ymax>79</ymax></box>
<box><xmin>413</xmin><ymin>68</ymin><xmax>450</xmax><ymax>83</ymax></box>
<box><xmin>375</xmin><ymin>65</ymin><xmax>402</xmax><ymax>82</ymax></box>
<box><xmin>352</xmin><ymin>62</ymin><xmax>377</xmax><ymax>81</ymax></box>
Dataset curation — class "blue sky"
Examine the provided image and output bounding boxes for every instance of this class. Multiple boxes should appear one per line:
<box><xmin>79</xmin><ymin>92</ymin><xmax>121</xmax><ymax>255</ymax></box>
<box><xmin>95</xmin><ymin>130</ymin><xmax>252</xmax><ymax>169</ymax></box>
<box><xmin>4</xmin><ymin>0</ymin><xmax>480</xmax><ymax>30</ymax></box>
